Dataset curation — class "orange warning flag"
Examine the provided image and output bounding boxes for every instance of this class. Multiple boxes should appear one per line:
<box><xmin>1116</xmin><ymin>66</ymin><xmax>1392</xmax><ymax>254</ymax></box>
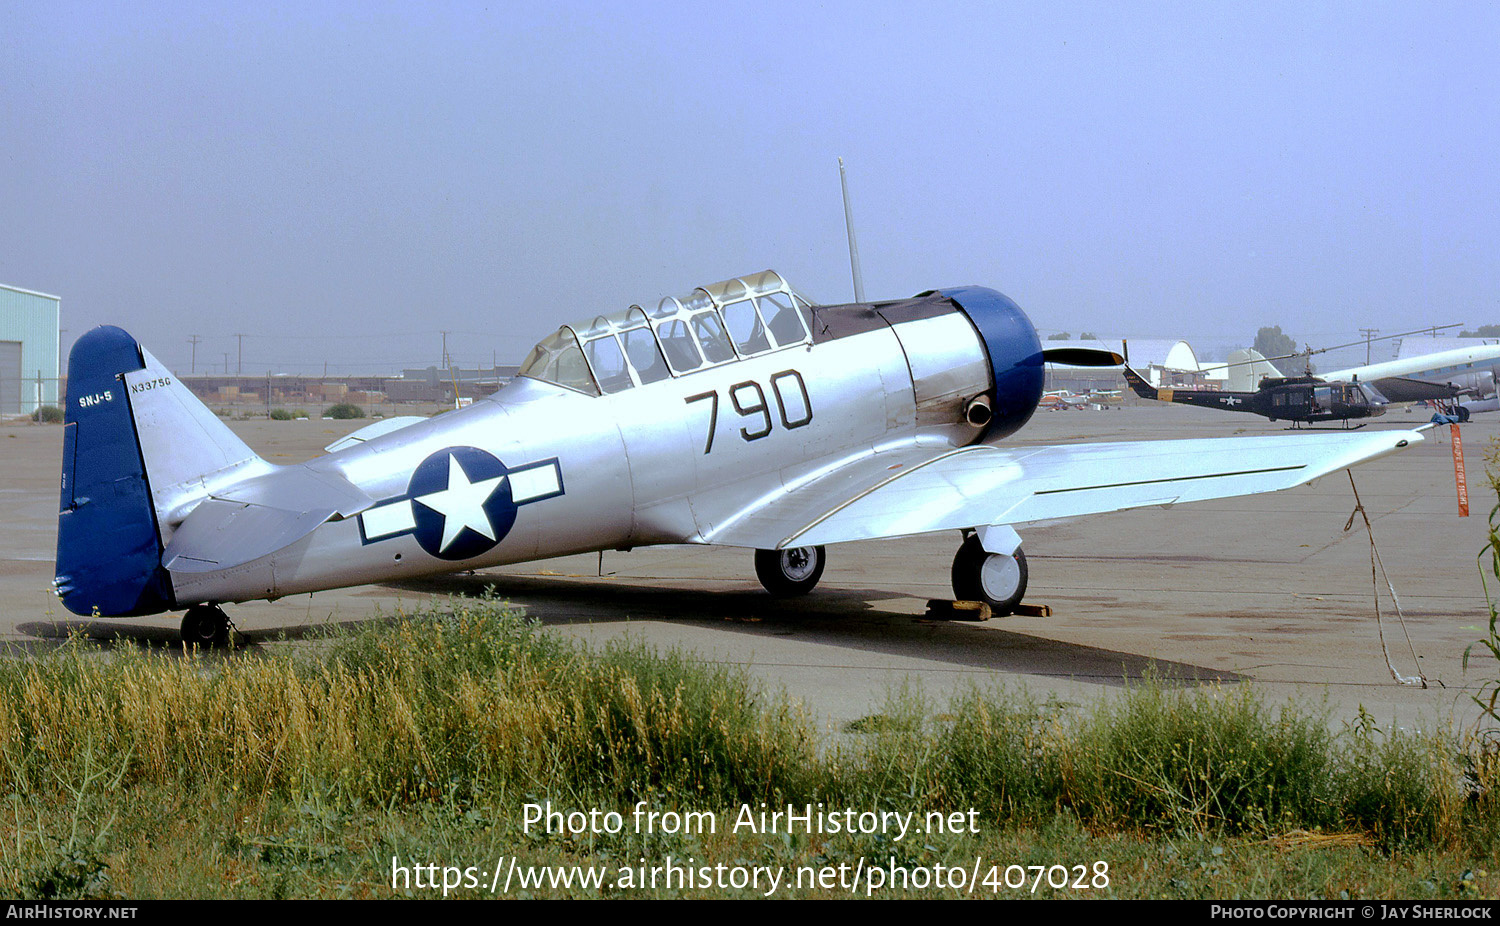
<box><xmin>1452</xmin><ymin>423</ymin><xmax>1469</xmax><ymax>517</ymax></box>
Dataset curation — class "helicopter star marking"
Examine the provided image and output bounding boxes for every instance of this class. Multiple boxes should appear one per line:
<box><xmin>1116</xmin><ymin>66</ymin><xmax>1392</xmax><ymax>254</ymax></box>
<box><xmin>414</xmin><ymin>454</ymin><xmax>507</xmax><ymax>552</ymax></box>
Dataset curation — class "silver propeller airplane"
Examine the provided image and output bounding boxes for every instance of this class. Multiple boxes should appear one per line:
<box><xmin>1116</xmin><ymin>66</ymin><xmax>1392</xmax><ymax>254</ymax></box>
<box><xmin>55</xmin><ymin>270</ymin><xmax>1423</xmax><ymax>645</ymax></box>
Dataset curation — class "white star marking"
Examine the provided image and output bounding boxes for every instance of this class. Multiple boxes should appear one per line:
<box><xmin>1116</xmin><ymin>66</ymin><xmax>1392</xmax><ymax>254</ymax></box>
<box><xmin>414</xmin><ymin>455</ymin><xmax>507</xmax><ymax>553</ymax></box>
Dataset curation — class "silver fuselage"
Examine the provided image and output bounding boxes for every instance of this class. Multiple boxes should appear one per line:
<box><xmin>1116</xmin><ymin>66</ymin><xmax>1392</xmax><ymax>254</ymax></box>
<box><xmin>169</xmin><ymin>311</ymin><xmax>994</xmax><ymax>605</ymax></box>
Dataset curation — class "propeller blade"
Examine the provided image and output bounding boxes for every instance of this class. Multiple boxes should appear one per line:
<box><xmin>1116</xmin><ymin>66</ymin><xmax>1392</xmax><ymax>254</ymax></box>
<box><xmin>1042</xmin><ymin>347</ymin><xmax>1124</xmax><ymax>367</ymax></box>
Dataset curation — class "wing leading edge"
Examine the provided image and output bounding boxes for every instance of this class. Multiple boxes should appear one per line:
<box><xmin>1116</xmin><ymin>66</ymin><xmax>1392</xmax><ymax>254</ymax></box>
<box><xmin>706</xmin><ymin>430</ymin><xmax>1423</xmax><ymax>550</ymax></box>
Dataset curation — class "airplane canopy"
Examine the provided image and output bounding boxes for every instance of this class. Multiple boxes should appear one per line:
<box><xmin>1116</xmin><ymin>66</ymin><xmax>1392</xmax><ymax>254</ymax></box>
<box><xmin>518</xmin><ymin>271</ymin><xmax>815</xmax><ymax>395</ymax></box>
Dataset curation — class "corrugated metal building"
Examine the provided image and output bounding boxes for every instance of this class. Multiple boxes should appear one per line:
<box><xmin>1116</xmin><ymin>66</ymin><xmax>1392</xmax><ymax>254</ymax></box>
<box><xmin>0</xmin><ymin>284</ymin><xmax>61</xmax><ymax>416</ymax></box>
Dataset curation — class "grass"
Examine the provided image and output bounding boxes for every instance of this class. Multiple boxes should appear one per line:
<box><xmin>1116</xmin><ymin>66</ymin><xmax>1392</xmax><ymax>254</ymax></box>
<box><xmin>0</xmin><ymin>597</ymin><xmax>1495</xmax><ymax>898</ymax></box>
<box><xmin>0</xmin><ymin>599</ymin><xmax>817</xmax><ymax>811</ymax></box>
<box><xmin>1466</xmin><ymin>439</ymin><xmax>1500</xmax><ymax>742</ymax></box>
<box><xmin>841</xmin><ymin>682</ymin><xmax>1487</xmax><ymax>853</ymax></box>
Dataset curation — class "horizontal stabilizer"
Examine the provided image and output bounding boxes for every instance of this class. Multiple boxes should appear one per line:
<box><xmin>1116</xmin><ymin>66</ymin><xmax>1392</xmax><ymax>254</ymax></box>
<box><xmin>212</xmin><ymin>463</ymin><xmax>374</xmax><ymax>516</ymax></box>
<box><xmin>162</xmin><ymin>464</ymin><xmax>374</xmax><ymax>573</ymax></box>
<box><xmin>323</xmin><ymin>416</ymin><xmax>429</xmax><ymax>453</ymax></box>
<box><xmin>163</xmin><ymin>500</ymin><xmax>333</xmax><ymax>573</ymax></box>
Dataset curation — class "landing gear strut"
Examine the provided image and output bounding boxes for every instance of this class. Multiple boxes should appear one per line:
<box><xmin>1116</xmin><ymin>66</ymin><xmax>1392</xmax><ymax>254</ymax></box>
<box><xmin>181</xmin><ymin>604</ymin><xmax>232</xmax><ymax>648</ymax></box>
<box><xmin>951</xmin><ymin>534</ymin><xmax>1028</xmax><ymax>616</ymax></box>
<box><xmin>755</xmin><ymin>546</ymin><xmax>826</xmax><ymax>597</ymax></box>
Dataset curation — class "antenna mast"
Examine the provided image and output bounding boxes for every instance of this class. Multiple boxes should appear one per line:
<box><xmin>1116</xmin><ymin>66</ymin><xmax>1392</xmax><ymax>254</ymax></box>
<box><xmin>838</xmin><ymin>158</ymin><xmax>866</xmax><ymax>303</ymax></box>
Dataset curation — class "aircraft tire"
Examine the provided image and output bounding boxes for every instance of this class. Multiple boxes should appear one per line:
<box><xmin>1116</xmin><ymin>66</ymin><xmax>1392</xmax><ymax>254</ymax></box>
<box><xmin>755</xmin><ymin>546</ymin><xmax>826</xmax><ymax>597</ymax></box>
<box><xmin>951</xmin><ymin>535</ymin><xmax>1028</xmax><ymax>615</ymax></box>
<box><xmin>181</xmin><ymin>604</ymin><xmax>231</xmax><ymax>648</ymax></box>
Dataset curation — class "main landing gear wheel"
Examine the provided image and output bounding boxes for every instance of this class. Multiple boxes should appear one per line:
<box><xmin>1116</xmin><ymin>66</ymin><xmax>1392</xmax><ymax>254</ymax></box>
<box><xmin>181</xmin><ymin>604</ymin><xmax>231</xmax><ymax>648</ymax></box>
<box><xmin>951</xmin><ymin>535</ymin><xmax>1028</xmax><ymax>616</ymax></box>
<box><xmin>755</xmin><ymin>546</ymin><xmax>826</xmax><ymax>597</ymax></box>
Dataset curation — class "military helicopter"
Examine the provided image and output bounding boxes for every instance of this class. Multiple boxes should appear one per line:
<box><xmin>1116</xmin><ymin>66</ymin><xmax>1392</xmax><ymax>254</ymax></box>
<box><xmin>1122</xmin><ymin>327</ymin><xmax>1476</xmax><ymax>427</ymax></box>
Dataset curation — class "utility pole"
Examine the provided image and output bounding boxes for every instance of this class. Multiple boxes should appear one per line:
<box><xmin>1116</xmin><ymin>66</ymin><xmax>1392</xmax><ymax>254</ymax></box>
<box><xmin>1359</xmin><ymin>328</ymin><xmax>1379</xmax><ymax>364</ymax></box>
<box><xmin>187</xmin><ymin>334</ymin><xmax>201</xmax><ymax>374</ymax></box>
<box><xmin>441</xmin><ymin>331</ymin><xmax>451</xmax><ymax>371</ymax></box>
<box><xmin>235</xmin><ymin>333</ymin><xmax>245</xmax><ymax>376</ymax></box>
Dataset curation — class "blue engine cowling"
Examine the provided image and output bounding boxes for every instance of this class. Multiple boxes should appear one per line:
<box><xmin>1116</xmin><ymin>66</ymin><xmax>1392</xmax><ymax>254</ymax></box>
<box><xmin>942</xmin><ymin>287</ymin><xmax>1044</xmax><ymax>441</ymax></box>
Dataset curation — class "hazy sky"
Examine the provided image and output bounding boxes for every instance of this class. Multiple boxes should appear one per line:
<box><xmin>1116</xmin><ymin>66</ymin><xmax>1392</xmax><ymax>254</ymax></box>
<box><xmin>4</xmin><ymin>1</ymin><xmax>1498</xmax><ymax>374</ymax></box>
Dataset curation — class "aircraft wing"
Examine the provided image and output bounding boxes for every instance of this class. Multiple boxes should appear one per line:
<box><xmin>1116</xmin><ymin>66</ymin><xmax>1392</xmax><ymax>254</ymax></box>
<box><xmin>705</xmin><ymin>430</ymin><xmax>1422</xmax><ymax>550</ymax></box>
<box><xmin>1368</xmin><ymin>376</ymin><xmax>1464</xmax><ymax>403</ymax></box>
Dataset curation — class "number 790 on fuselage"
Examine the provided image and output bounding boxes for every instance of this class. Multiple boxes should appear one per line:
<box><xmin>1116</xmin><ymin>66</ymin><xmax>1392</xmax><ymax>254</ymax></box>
<box><xmin>54</xmin><ymin>270</ymin><xmax>1422</xmax><ymax>645</ymax></box>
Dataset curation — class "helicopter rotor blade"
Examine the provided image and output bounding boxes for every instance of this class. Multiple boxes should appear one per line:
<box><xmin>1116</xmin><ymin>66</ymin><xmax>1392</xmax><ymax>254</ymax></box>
<box><xmin>1301</xmin><ymin>323</ymin><xmax>1464</xmax><ymax>359</ymax></box>
<box><xmin>1212</xmin><ymin>323</ymin><xmax>1464</xmax><ymax>374</ymax></box>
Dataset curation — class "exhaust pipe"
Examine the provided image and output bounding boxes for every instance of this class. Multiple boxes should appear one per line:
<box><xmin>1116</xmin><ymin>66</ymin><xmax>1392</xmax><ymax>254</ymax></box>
<box><xmin>965</xmin><ymin>395</ymin><xmax>992</xmax><ymax>428</ymax></box>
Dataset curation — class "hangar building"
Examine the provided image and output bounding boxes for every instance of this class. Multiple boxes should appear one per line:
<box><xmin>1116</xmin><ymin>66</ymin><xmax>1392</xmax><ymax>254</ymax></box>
<box><xmin>0</xmin><ymin>284</ymin><xmax>60</xmax><ymax>416</ymax></box>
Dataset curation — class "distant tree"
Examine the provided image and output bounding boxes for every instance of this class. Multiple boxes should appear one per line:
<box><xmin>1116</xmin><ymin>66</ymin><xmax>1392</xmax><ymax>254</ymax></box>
<box><xmin>326</xmin><ymin>403</ymin><xmax>366</xmax><ymax>420</ymax></box>
<box><xmin>1079</xmin><ymin>331</ymin><xmax>1098</xmax><ymax>340</ymax></box>
<box><xmin>1461</xmin><ymin>325</ymin><xmax>1500</xmax><ymax>338</ymax></box>
<box><xmin>1046</xmin><ymin>332</ymin><xmax>1071</xmax><ymax>341</ymax></box>
<box><xmin>1254</xmin><ymin>325</ymin><xmax>1316</xmax><ymax>374</ymax></box>
<box><xmin>1253</xmin><ymin>326</ymin><xmax>1298</xmax><ymax>360</ymax></box>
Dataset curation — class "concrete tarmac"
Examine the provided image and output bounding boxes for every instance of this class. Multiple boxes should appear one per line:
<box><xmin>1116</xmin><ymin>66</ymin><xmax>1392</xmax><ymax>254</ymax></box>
<box><xmin>3</xmin><ymin>404</ymin><xmax>1496</xmax><ymax>734</ymax></box>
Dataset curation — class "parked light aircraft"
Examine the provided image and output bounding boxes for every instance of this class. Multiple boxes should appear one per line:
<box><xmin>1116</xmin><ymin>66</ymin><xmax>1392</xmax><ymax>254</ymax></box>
<box><xmin>55</xmin><ymin>271</ymin><xmax>1423</xmax><ymax>644</ymax></box>
<box><xmin>1040</xmin><ymin>388</ymin><xmax>1123</xmax><ymax>411</ymax></box>
<box><xmin>1040</xmin><ymin>390</ymin><xmax>1088</xmax><ymax>411</ymax></box>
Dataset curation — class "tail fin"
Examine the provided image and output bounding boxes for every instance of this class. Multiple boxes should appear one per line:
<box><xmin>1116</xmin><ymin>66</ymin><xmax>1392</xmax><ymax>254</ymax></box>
<box><xmin>1121</xmin><ymin>364</ymin><xmax>1158</xmax><ymax>400</ymax></box>
<box><xmin>1225</xmin><ymin>349</ymin><xmax>1284</xmax><ymax>392</ymax></box>
<box><xmin>54</xmin><ymin>326</ymin><xmax>265</xmax><ymax>617</ymax></box>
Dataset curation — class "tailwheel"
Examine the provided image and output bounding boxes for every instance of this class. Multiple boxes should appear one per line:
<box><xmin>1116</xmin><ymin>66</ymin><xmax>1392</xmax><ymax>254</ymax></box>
<box><xmin>951</xmin><ymin>534</ymin><xmax>1028</xmax><ymax>616</ymax></box>
<box><xmin>181</xmin><ymin>604</ymin><xmax>232</xmax><ymax>648</ymax></box>
<box><xmin>755</xmin><ymin>546</ymin><xmax>826</xmax><ymax>597</ymax></box>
